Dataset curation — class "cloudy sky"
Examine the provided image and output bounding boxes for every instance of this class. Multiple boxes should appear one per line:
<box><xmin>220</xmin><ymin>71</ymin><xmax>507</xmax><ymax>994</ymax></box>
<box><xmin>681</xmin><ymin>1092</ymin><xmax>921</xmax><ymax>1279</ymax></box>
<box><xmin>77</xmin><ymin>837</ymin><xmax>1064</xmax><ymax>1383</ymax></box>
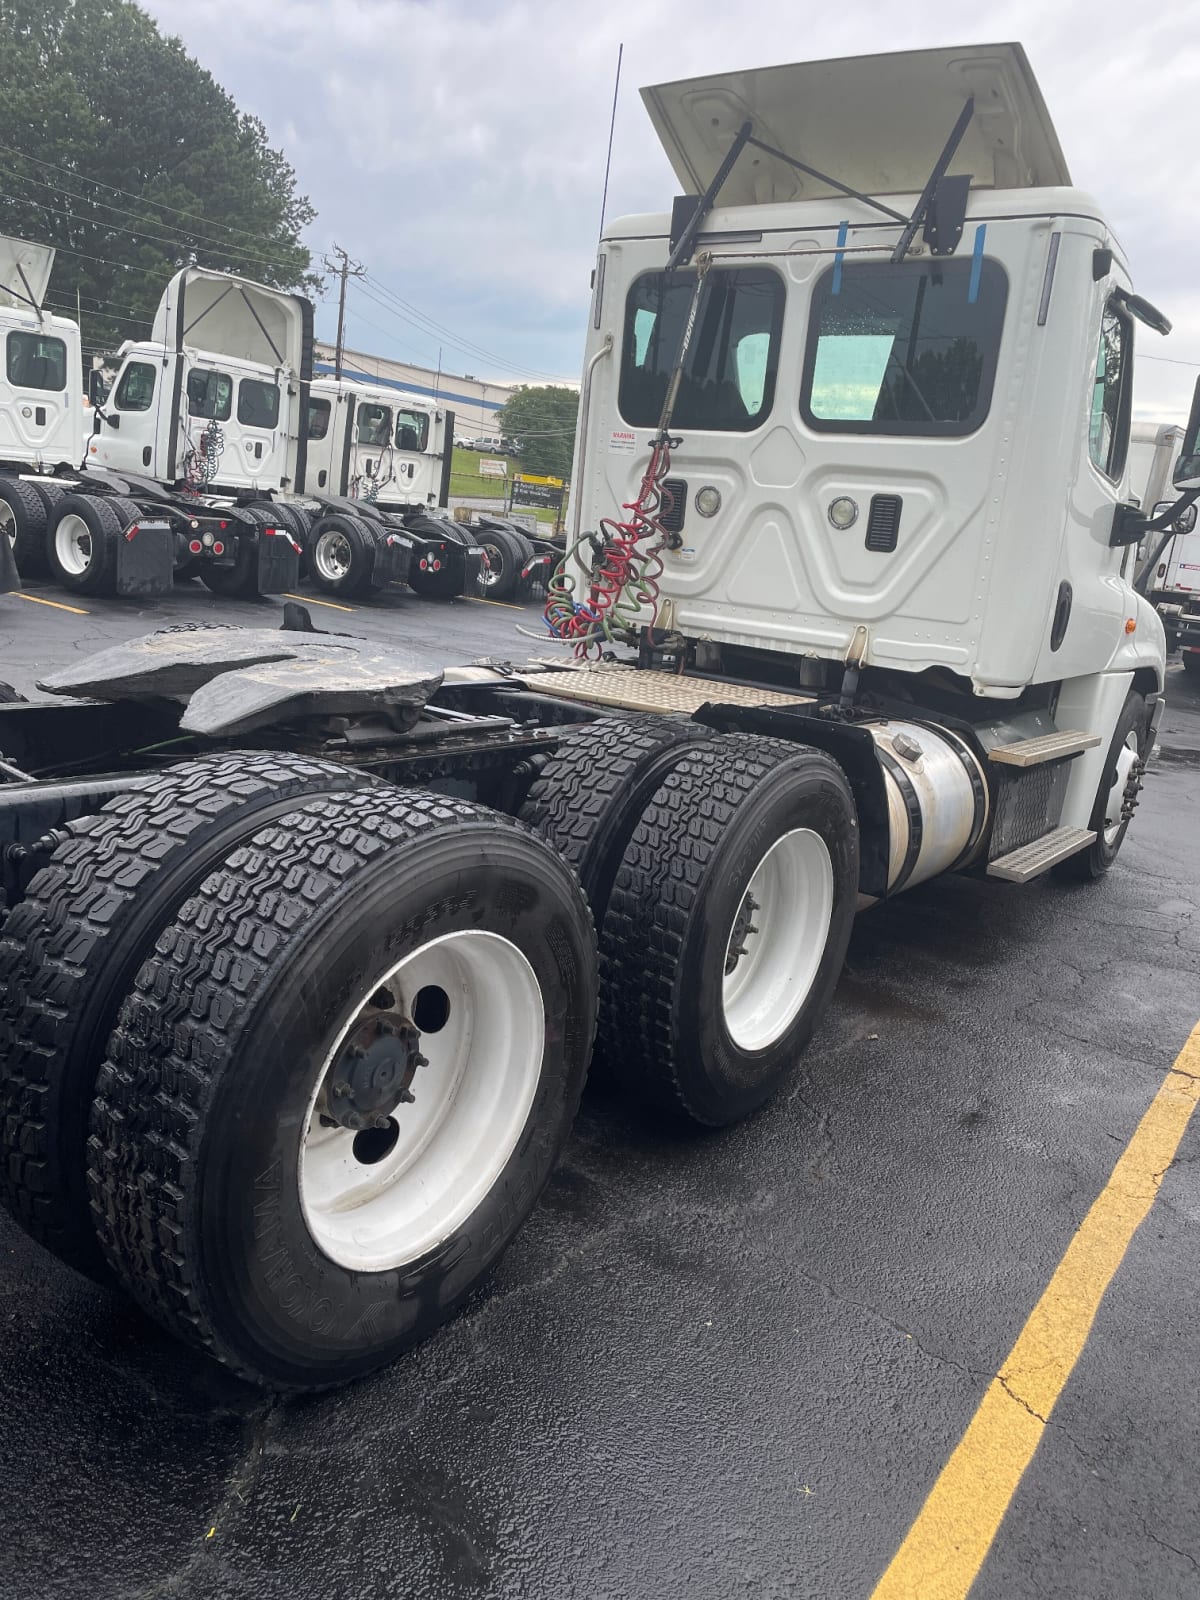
<box><xmin>143</xmin><ymin>0</ymin><xmax>1199</xmax><ymax>421</ymax></box>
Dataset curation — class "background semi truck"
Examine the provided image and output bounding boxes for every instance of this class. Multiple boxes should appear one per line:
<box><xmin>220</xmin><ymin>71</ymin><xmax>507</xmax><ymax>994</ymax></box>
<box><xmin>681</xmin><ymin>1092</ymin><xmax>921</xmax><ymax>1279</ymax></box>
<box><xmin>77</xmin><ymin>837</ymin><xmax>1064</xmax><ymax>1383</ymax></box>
<box><xmin>1127</xmin><ymin>420</ymin><xmax>1200</xmax><ymax>668</ymax></box>
<box><xmin>0</xmin><ymin>42</ymin><xmax>1181</xmax><ymax>1389</ymax></box>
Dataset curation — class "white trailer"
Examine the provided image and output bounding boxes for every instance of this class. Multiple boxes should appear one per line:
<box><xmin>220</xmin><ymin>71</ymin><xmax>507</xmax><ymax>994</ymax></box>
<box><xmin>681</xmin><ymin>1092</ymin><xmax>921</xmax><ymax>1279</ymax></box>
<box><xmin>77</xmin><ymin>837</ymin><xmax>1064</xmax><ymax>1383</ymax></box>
<box><xmin>0</xmin><ymin>43</ymin><xmax>1180</xmax><ymax>1390</ymax></box>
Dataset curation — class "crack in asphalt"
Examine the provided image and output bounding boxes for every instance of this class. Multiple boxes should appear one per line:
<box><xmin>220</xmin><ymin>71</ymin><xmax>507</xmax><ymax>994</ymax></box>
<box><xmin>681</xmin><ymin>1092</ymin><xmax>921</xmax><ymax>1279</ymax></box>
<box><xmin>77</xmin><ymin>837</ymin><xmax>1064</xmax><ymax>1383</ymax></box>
<box><xmin>115</xmin><ymin>1396</ymin><xmax>282</xmax><ymax>1599</ymax></box>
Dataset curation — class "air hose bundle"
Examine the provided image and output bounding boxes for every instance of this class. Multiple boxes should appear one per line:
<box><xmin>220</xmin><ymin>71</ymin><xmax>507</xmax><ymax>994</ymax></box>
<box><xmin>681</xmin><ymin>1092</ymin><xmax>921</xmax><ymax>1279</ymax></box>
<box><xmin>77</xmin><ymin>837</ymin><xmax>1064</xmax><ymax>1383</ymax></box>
<box><xmin>542</xmin><ymin>255</ymin><xmax>712</xmax><ymax>659</ymax></box>
<box><xmin>182</xmin><ymin>418</ymin><xmax>224</xmax><ymax>493</ymax></box>
<box><xmin>543</xmin><ymin>436</ymin><xmax>677</xmax><ymax>657</ymax></box>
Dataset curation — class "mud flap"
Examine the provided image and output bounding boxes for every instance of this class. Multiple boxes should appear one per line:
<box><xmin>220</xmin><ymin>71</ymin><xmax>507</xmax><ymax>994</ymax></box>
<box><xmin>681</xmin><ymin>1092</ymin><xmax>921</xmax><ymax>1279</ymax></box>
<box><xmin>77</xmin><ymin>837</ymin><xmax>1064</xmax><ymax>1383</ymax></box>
<box><xmin>370</xmin><ymin>529</ymin><xmax>412</xmax><ymax>589</ymax></box>
<box><xmin>0</xmin><ymin>529</ymin><xmax>18</xmax><ymax>593</ymax></box>
<box><xmin>115</xmin><ymin>519</ymin><xmax>174</xmax><ymax>598</ymax></box>
<box><xmin>256</xmin><ymin>527</ymin><xmax>301</xmax><ymax>594</ymax></box>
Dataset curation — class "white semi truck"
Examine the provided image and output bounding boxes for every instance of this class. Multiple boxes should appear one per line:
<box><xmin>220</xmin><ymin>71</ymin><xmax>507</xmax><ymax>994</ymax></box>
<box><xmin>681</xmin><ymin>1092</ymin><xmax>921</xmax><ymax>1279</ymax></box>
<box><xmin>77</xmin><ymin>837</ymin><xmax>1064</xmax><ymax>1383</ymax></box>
<box><xmin>0</xmin><ymin>248</ymin><xmax>487</xmax><ymax>602</ymax></box>
<box><xmin>1126</xmin><ymin>420</ymin><xmax>1200</xmax><ymax>669</ymax></box>
<box><xmin>0</xmin><ymin>43</ymin><xmax>1180</xmax><ymax>1389</ymax></box>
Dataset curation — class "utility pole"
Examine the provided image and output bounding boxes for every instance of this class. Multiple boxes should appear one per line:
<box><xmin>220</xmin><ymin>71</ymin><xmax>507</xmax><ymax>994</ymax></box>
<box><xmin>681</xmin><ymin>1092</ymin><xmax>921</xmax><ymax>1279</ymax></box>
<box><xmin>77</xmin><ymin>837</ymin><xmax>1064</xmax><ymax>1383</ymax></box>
<box><xmin>323</xmin><ymin>244</ymin><xmax>366</xmax><ymax>380</ymax></box>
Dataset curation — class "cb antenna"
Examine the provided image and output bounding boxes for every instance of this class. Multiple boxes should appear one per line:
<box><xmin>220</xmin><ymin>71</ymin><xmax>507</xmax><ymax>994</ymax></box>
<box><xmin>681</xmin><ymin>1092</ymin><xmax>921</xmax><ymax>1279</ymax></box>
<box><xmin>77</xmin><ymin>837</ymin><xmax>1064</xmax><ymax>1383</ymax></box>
<box><xmin>596</xmin><ymin>43</ymin><xmax>624</xmax><ymax>244</ymax></box>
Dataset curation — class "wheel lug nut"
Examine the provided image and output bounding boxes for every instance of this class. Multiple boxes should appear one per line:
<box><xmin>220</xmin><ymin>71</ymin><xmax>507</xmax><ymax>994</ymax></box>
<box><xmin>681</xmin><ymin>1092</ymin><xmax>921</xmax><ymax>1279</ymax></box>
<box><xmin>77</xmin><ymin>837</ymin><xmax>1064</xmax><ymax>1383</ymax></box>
<box><xmin>372</xmin><ymin>1114</ymin><xmax>392</xmax><ymax>1129</ymax></box>
<box><xmin>397</xmin><ymin>1089</ymin><xmax>415</xmax><ymax>1104</ymax></box>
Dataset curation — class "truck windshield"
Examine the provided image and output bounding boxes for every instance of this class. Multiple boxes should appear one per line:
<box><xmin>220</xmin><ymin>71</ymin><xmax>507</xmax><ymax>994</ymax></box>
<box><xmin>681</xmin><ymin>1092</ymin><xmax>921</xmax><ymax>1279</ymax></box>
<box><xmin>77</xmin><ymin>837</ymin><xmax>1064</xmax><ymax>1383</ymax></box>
<box><xmin>395</xmin><ymin>407</ymin><xmax>429</xmax><ymax>452</ymax></box>
<box><xmin>619</xmin><ymin>267</ymin><xmax>784</xmax><ymax>432</ymax></box>
<box><xmin>800</xmin><ymin>257</ymin><xmax>1007</xmax><ymax>436</ymax></box>
<box><xmin>187</xmin><ymin>369</ymin><xmax>233</xmax><ymax>421</ymax></box>
<box><xmin>356</xmin><ymin>403</ymin><xmax>392</xmax><ymax>446</ymax></box>
<box><xmin>6</xmin><ymin>331</ymin><xmax>67</xmax><ymax>392</ymax></box>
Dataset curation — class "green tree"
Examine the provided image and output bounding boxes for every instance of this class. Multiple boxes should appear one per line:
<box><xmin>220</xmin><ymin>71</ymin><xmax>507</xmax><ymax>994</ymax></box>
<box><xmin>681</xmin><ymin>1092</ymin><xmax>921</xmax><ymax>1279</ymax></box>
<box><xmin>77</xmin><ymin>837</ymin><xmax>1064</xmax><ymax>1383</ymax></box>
<box><xmin>496</xmin><ymin>385</ymin><xmax>579</xmax><ymax>481</ymax></box>
<box><xmin>0</xmin><ymin>0</ymin><xmax>317</xmax><ymax>367</ymax></box>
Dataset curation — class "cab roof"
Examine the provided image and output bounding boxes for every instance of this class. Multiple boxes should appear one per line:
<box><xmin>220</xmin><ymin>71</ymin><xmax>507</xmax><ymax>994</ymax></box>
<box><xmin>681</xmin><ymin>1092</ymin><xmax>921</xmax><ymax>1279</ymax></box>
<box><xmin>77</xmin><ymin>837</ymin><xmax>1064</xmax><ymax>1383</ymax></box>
<box><xmin>640</xmin><ymin>43</ymin><xmax>1070</xmax><ymax>207</ymax></box>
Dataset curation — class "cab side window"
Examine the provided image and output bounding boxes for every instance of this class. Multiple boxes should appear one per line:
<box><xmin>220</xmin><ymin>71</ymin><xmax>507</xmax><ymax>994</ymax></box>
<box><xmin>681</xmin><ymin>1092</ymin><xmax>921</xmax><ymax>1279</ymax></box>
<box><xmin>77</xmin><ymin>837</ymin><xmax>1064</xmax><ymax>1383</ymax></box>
<box><xmin>114</xmin><ymin>361</ymin><xmax>156</xmax><ymax>412</ymax></box>
<box><xmin>1088</xmin><ymin>303</ymin><xmax>1131</xmax><ymax>480</ymax></box>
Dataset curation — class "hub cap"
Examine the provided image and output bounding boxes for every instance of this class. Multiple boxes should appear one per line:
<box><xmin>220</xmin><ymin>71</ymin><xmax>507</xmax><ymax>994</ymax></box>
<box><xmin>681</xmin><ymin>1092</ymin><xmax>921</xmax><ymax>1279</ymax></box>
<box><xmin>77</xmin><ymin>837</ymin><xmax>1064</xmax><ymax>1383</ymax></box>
<box><xmin>300</xmin><ymin>930</ymin><xmax>545</xmax><ymax>1272</ymax></box>
<box><xmin>55</xmin><ymin>514</ymin><xmax>93</xmax><ymax>576</ymax></box>
<box><xmin>314</xmin><ymin>529</ymin><xmax>352</xmax><ymax>582</ymax></box>
<box><xmin>722</xmin><ymin>828</ymin><xmax>835</xmax><ymax>1053</ymax></box>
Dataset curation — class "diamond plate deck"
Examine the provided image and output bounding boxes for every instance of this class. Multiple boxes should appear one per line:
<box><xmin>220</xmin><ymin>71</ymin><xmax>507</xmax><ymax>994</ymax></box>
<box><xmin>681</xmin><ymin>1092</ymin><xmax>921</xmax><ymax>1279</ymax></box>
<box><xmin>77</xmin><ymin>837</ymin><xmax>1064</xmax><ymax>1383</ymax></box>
<box><xmin>522</xmin><ymin>665</ymin><xmax>816</xmax><ymax>717</ymax></box>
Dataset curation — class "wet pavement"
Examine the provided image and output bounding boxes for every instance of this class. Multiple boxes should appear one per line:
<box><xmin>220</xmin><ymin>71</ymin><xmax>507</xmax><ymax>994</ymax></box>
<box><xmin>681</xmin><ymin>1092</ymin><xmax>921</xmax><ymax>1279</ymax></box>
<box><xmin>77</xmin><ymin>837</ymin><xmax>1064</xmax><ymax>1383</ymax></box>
<box><xmin>0</xmin><ymin>583</ymin><xmax>1197</xmax><ymax>1599</ymax></box>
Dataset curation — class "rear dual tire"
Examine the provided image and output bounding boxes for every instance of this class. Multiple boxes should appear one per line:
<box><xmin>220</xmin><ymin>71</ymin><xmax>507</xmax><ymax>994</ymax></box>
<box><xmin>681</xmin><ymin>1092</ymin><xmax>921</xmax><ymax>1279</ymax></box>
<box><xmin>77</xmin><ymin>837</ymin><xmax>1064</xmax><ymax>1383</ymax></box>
<box><xmin>525</xmin><ymin>720</ymin><xmax>858</xmax><ymax>1126</ymax></box>
<box><xmin>0</xmin><ymin>764</ymin><xmax>596</xmax><ymax>1389</ymax></box>
<box><xmin>45</xmin><ymin>494</ymin><xmax>141</xmax><ymax>595</ymax></box>
<box><xmin>88</xmin><ymin>790</ymin><xmax>597</xmax><ymax>1389</ymax></box>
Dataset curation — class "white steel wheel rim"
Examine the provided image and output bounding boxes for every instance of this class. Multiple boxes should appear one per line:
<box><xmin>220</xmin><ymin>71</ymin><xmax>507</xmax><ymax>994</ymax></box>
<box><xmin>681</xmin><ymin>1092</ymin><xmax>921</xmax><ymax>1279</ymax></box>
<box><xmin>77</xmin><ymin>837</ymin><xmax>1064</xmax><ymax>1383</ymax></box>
<box><xmin>314</xmin><ymin>529</ymin><xmax>352</xmax><ymax>582</ymax></box>
<box><xmin>299</xmin><ymin>930</ymin><xmax>545</xmax><ymax>1273</ymax></box>
<box><xmin>722</xmin><ymin>828</ymin><xmax>835</xmax><ymax>1053</ymax></box>
<box><xmin>1104</xmin><ymin>731</ymin><xmax>1139</xmax><ymax>845</ymax></box>
<box><xmin>55</xmin><ymin>513</ymin><xmax>93</xmax><ymax>576</ymax></box>
<box><xmin>0</xmin><ymin>503</ymin><xmax>14</xmax><ymax>546</ymax></box>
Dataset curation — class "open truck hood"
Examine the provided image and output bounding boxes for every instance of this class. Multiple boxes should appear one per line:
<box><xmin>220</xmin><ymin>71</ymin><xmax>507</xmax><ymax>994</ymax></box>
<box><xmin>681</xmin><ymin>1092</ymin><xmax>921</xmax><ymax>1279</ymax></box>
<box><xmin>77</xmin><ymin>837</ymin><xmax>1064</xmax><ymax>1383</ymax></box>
<box><xmin>0</xmin><ymin>234</ymin><xmax>55</xmax><ymax>312</ymax></box>
<box><xmin>640</xmin><ymin>43</ymin><xmax>1070</xmax><ymax>208</ymax></box>
<box><xmin>151</xmin><ymin>267</ymin><xmax>314</xmax><ymax>380</ymax></box>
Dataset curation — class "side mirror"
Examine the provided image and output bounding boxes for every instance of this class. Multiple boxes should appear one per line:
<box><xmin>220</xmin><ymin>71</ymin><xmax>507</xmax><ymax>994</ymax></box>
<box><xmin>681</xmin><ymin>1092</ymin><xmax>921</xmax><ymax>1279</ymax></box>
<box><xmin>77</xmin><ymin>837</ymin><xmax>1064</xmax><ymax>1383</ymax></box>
<box><xmin>1173</xmin><ymin>374</ymin><xmax>1200</xmax><ymax>489</ymax></box>
<box><xmin>88</xmin><ymin>369</ymin><xmax>108</xmax><ymax>407</ymax></box>
<box><xmin>1153</xmin><ymin>499</ymin><xmax>1199</xmax><ymax>535</ymax></box>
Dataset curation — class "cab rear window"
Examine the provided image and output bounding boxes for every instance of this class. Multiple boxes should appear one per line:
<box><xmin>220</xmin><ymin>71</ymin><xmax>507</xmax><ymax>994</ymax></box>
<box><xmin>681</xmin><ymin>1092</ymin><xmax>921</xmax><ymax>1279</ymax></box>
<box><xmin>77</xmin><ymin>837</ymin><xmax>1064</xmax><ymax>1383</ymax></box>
<box><xmin>619</xmin><ymin>267</ymin><xmax>784</xmax><ymax>432</ymax></box>
<box><xmin>800</xmin><ymin>257</ymin><xmax>1008</xmax><ymax>436</ymax></box>
<box><xmin>7</xmin><ymin>331</ymin><xmax>67</xmax><ymax>392</ymax></box>
<box><xmin>238</xmin><ymin>378</ymin><xmax>280</xmax><ymax>429</ymax></box>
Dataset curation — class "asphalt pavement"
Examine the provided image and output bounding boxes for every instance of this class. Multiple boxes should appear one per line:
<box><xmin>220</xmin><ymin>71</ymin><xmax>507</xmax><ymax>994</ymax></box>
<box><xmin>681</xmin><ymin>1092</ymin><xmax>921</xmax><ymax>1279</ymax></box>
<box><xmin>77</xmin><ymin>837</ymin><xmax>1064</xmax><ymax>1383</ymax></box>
<box><xmin>0</xmin><ymin>580</ymin><xmax>1197</xmax><ymax>1600</ymax></box>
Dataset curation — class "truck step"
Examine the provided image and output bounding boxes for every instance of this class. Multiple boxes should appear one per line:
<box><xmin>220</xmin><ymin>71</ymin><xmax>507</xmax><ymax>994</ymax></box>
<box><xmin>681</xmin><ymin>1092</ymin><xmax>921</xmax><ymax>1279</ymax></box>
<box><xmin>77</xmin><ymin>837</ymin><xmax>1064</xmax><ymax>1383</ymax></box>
<box><xmin>988</xmin><ymin>730</ymin><xmax>1101</xmax><ymax>767</ymax></box>
<box><xmin>986</xmin><ymin>827</ymin><xmax>1096</xmax><ymax>882</ymax></box>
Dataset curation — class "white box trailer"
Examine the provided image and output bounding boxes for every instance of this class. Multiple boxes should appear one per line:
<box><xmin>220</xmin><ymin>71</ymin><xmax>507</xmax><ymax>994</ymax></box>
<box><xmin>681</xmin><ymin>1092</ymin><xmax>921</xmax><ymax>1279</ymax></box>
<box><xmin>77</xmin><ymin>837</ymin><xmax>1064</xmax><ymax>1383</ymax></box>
<box><xmin>0</xmin><ymin>43</ymin><xmax>1181</xmax><ymax>1390</ymax></box>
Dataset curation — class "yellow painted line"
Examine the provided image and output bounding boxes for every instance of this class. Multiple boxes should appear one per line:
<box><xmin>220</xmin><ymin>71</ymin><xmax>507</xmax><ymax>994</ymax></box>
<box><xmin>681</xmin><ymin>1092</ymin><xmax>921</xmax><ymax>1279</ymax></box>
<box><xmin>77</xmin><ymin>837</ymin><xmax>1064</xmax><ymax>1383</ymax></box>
<box><xmin>14</xmin><ymin>591</ymin><xmax>89</xmax><ymax>615</ymax></box>
<box><xmin>281</xmin><ymin>592</ymin><xmax>355</xmax><ymax>614</ymax></box>
<box><xmin>870</xmin><ymin>1021</ymin><xmax>1200</xmax><ymax>1600</ymax></box>
<box><xmin>462</xmin><ymin>595</ymin><xmax>527</xmax><ymax>612</ymax></box>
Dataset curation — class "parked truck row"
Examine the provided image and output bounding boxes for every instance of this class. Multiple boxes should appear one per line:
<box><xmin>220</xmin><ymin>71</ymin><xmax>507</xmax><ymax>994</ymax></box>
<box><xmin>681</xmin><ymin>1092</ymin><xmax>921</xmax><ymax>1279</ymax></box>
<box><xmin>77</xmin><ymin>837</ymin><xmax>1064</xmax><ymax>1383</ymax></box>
<box><xmin>0</xmin><ymin>43</ymin><xmax>1186</xmax><ymax>1390</ymax></box>
<box><xmin>0</xmin><ymin>236</ymin><xmax>560</xmax><ymax>606</ymax></box>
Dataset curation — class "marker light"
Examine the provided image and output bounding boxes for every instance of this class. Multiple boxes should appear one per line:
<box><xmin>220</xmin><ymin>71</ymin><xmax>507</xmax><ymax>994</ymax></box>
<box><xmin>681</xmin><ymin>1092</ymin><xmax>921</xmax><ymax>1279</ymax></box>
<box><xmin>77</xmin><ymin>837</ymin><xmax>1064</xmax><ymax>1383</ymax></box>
<box><xmin>828</xmin><ymin>496</ymin><xmax>859</xmax><ymax>530</ymax></box>
<box><xmin>695</xmin><ymin>485</ymin><xmax>722</xmax><ymax>518</ymax></box>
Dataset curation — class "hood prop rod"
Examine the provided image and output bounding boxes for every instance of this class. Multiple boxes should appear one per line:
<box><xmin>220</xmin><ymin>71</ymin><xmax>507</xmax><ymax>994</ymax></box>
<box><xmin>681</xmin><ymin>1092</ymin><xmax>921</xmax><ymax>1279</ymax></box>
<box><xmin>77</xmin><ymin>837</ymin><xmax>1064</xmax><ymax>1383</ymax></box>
<box><xmin>890</xmin><ymin>96</ymin><xmax>975</xmax><ymax>263</ymax></box>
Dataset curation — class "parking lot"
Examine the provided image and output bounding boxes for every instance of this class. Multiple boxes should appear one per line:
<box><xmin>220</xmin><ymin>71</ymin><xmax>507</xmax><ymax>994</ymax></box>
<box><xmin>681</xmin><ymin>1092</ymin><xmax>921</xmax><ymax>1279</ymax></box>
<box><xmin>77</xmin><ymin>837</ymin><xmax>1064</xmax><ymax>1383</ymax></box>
<box><xmin>1</xmin><ymin>581</ymin><xmax>1197</xmax><ymax>1600</ymax></box>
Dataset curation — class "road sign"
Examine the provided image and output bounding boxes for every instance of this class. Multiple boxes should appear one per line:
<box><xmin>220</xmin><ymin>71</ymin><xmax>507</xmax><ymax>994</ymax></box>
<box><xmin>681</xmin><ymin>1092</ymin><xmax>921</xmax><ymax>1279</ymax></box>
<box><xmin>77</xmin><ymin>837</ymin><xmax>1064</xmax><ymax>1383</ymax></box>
<box><xmin>479</xmin><ymin>458</ymin><xmax>507</xmax><ymax>478</ymax></box>
<box><xmin>512</xmin><ymin>475</ymin><xmax>565</xmax><ymax>511</ymax></box>
<box><xmin>514</xmin><ymin>472</ymin><xmax>564</xmax><ymax>488</ymax></box>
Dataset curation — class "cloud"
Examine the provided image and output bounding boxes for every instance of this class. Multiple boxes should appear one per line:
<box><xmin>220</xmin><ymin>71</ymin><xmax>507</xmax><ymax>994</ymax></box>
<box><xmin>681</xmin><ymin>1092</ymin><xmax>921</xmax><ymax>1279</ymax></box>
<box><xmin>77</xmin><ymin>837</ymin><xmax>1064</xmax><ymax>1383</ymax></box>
<box><xmin>143</xmin><ymin>0</ymin><xmax>1200</xmax><ymax>417</ymax></box>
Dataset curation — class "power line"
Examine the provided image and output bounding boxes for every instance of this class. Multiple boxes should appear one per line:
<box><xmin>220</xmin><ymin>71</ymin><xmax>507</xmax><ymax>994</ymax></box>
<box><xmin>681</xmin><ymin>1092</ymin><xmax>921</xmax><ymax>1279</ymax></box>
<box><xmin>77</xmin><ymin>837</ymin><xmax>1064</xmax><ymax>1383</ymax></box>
<box><xmin>0</xmin><ymin>160</ymin><xmax>289</xmax><ymax>268</ymax></box>
<box><xmin>0</xmin><ymin>184</ymin><xmax>297</xmax><ymax>275</ymax></box>
<box><xmin>362</xmin><ymin>273</ymin><xmax>565</xmax><ymax>382</ymax></box>
<box><xmin>358</xmin><ymin>276</ymin><xmax>565</xmax><ymax>385</ymax></box>
<box><xmin>0</xmin><ymin>141</ymin><xmax>283</xmax><ymax>251</ymax></box>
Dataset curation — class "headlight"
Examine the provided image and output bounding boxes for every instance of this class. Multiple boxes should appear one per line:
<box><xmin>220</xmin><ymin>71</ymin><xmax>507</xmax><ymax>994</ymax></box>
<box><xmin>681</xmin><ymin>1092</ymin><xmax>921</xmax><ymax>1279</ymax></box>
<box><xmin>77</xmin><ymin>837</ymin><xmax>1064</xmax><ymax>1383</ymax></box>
<box><xmin>828</xmin><ymin>496</ymin><xmax>858</xmax><ymax>530</ymax></box>
<box><xmin>694</xmin><ymin>485</ymin><xmax>722</xmax><ymax>518</ymax></box>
